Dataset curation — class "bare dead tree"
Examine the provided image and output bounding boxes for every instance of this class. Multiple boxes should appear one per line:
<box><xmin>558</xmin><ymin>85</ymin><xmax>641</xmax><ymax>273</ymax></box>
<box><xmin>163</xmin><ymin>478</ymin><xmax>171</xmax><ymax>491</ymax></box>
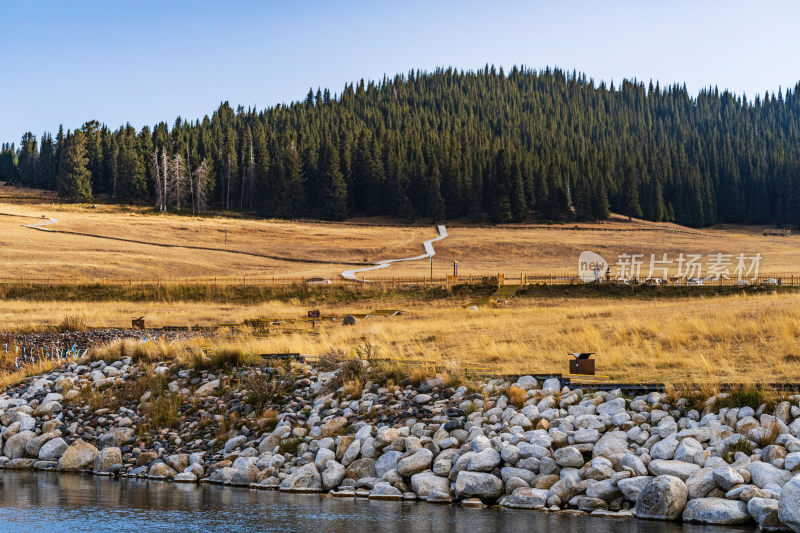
<box><xmin>169</xmin><ymin>153</ymin><xmax>187</xmax><ymax>210</ymax></box>
<box><xmin>160</xmin><ymin>149</ymin><xmax>168</xmax><ymax>212</ymax></box>
<box><xmin>153</xmin><ymin>150</ymin><xmax>163</xmax><ymax>211</ymax></box>
<box><xmin>193</xmin><ymin>158</ymin><xmax>210</xmax><ymax>213</ymax></box>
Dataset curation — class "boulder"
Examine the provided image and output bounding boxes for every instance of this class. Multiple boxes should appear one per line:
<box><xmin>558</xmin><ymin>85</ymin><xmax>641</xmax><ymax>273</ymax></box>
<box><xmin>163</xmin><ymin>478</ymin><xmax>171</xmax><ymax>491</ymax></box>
<box><xmin>618</xmin><ymin>476</ymin><xmax>653</xmax><ymax>502</ymax></box>
<box><xmin>454</xmin><ymin>471</ymin><xmax>503</xmax><ymax>501</ymax></box>
<box><xmin>148</xmin><ymin>462</ymin><xmax>177</xmax><ymax>479</ymax></box>
<box><xmin>504</xmin><ymin>487</ymin><xmax>549</xmax><ymax>509</ymax></box>
<box><xmin>634</xmin><ymin>475</ymin><xmax>688</xmax><ymax>521</ymax></box>
<box><xmin>648</xmin><ymin>459</ymin><xmax>701</xmax><ymax>481</ymax></box>
<box><xmin>37</xmin><ymin>438</ymin><xmax>68</xmax><ymax>461</ymax></box>
<box><xmin>4</xmin><ymin>430</ymin><xmax>35</xmax><ymax>459</ymax></box>
<box><xmin>411</xmin><ymin>471</ymin><xmax>450</xmax><ymax>499</ymax></box>
<box><xmin>93</xmin><ymin>447</ymin><xmax>122</xmax><ymax>473</ymax></box>
<box><xmin>593</xmin><ymin>431</ymin><xmax>629</xmax><ymax>458</ymax></box>
<box><xmin>554</xmin><ymin>446</ymin><xmax>584</xmax><ymax>468</ymax></box>
<box><xmin>468</xmin><ymin>448</ymin><xmax>501</xmax><ymax>472</ymax></box>
<box><xmin>25</xmin><ymin>432</ymin><xmax>61</xmax><ymax>458</ymax></box>
<box><xmin>259</xmin><ymin>425</ymin><xmax>292</xmax><ymax>453</ymax></box>
<box><xmin>369</xmin><ymin>483</ymin><xmax>403</xmax><ymax>500</ymax></box>
<box><xmin>320</xmin><ymin>417</ymin><xmax>349</xmax><ymax>438</ymax></box>
<box><xmin>750</xmin><ymin>462</ymin><xmax>793</xmax><ymax>489</ymax></box>
<box><xmin>685</xmin><ymin>468</ymin><xmax>716</xmax><ymax>500</ymax></box>
<box><xmin>322</xmin><ymin>461</ymin><xmax>346</xmax><ymax>491</ymax></box>
<box><xmin>57</xmin><ymin>440</ymin><xmax>99</xmax><ymax>471</ymax></box>
<box><xmin>375</xmin><ymin>450</ymin><xmax>402</xmax><ymax>477</ymax></box>
<box><xmin>345</xmin><ymin>458</ymin><xmax>377</xmax><ymax>480</ymax></box>
<box><xmin>682</xmin><ymin>498</ymin><xmax>750</xmax><ymax>525</ymax></box>
<box><xmin>98</xmin><ymin>427</ymin><xmax>135</xmax><ymax>449</ymax></box>
<box><xmin>165</xmin><ymin>453</ymin><xmax>189</xmax><ymax>472</ymax></box>
<box><xmin>194</xmin><ymin>379</ymin><xmax>220</xmax><ymax>396</ymax></box>
<box><xmin>778</xmin><ymin>475</ymin><xmax>800</xmax><ymax>531</ymax></box>
<box><xmin>279</xmin><ymin>463</ymin><xmax>322</xmax><ymax>492</ymax></box>
<box><xmin>712</xmin><ymin>465</ymin><xmax>745</xmax><ymax>491</ymax></box>
<box><xmin>396</xmin><ymin>448</ymin><xmax>433</xmax><ymax>477</ymax></box>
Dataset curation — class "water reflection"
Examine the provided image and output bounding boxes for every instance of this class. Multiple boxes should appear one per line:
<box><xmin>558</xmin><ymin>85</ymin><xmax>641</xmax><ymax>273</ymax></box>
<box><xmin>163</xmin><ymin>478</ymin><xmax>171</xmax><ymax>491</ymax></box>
<box><xmin>0</xmin><ymin>471</ymin><xmax>754</xmax><ymax>533</ymax></box>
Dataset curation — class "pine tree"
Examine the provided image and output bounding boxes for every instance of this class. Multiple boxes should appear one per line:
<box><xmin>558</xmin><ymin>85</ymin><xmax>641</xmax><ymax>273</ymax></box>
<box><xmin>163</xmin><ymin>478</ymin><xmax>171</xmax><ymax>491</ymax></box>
<box><xmin>57</xmin><ymin>130</ymin><xmax>93</xmax><ymax>202</ymax></box>
<box><xmin>318</xmin><ymin>140</ymin><xmax>348</xmax><ymax>220</ymax></box>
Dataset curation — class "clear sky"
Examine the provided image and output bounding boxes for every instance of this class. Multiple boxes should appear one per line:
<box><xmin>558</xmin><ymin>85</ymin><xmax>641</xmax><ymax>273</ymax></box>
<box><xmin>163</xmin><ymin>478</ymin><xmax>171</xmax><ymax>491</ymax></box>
<box><xmin>2</xmin><ymin>0</ymin><xmax>799</xmax><ymax>144</ymax></box>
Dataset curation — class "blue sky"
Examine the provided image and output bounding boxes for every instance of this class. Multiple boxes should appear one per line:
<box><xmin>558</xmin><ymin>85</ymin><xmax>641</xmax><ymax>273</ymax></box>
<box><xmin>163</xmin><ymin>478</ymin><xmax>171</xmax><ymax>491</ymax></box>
<box><xmin>2</xmin><ymin>0</ymin><xmax>799</xmax><ymax>144</ymax></box>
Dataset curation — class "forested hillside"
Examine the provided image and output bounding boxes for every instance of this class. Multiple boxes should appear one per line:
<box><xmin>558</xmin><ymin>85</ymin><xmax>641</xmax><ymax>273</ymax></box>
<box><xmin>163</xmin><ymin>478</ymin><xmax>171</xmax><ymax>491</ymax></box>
<box><xmin>2</xmin><ymin>66</ymin><xmax>800</xmax><ymax>227</ymax></box>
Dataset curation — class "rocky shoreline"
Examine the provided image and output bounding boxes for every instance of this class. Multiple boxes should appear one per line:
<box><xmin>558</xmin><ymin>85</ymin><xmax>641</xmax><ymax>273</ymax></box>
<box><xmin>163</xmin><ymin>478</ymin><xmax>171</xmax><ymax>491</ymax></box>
<box><xmin>1</xmin><ymin>355</ymin><xmax>799</xmax><ymax>531</ymax></box>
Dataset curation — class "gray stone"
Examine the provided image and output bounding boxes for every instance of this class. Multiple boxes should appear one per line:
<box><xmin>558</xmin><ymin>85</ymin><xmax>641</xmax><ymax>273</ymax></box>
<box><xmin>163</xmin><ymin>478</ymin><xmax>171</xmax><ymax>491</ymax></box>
<box><xmin>750</xmin><ymin>462</ymin><xmax>793</xmax><ymax>488</ymax></box>
<box><xmin>93</xmin><ymin>447</ymin><xmax>122</xmax><ymax>473</ymax></box>
<box><xmin>369</xmin><ymin>483</ymin><xmax>402</xmax><ymax>500</ymax></box>
<box><xmin>468</xmin><ymin>448</ymin><xmax>501</xmax><ymax>472</ymax></box>
<box><xmin>685</xmin><ymin>468</ymin><xmax>716</xmax><ymax>500</ymax></box>
<box><xmin>223</xmin><ymin>435</ymin><xmax>247</xmax><ymax>452</ymax></box>
<box><xmin>635</xmin><ymin>475</ymin><xmax>688</xmax><ymax>521</ymax></box>
<box><xmin>586</xmin><ymin>479</ymin><xmax>622</xmax><ymax>502</ymax></box>
<box><xmin>618</xmin><ymin>476</ymin><xmax>653</xmax><ymax>502</ymax></box>
<box><xmin>454</xmin><ymin>471</ymin><xmax>503</xmax><ymax>501</ymax></box>
<box><xmin>279</xmin><ymin>463</ymin><xmax>322</xmax><ymax>492</ymax></box>
<box><xmin>57</xmin><ymin>439</ymin><xmax>99</xmax><ymax>471</ymax></box>
<box><xmin>712</xmin><ymin>465</ymin><xmax>745</xmax><ymax>491</ymax></box>
<box><xmin>504</xmin><ymin>487</ymin><xmax>549</xmax><ymax>509</ymax></box>
<box><xmin>541</xmin><ymin>378</ymin><xmax>561</xmax><ymax>393</ymax></box>
<box><xmin>174</xmin><ymin>472</ymin><xmax>198</xmax><ymax>483</ymax></box>
<box><xmin>396</xmin><ymin>448</ymin><xmax>433</xmax><ymax>477</ymax></box>
<box><xmin>3</xmin><ymin>430</ymin><xmax>35</xmax><ymax>459</ymax></box>
<box><xmin>342</xmin><ymin>315</ymin><xmax>358</xmax><ymax>326</ymax></box>
<box><xmin>148</xmin><ymin>462</ymin><xmax>177</xmax><ymax>479</ymax></box>
<box><xmin>375</xmin><ymin>450</ymin><xmax>402</xmax><ymax>477</ymax></box>
<box><xmin>98</xmin><ymin>427</ymin><xmax>135</xmax><ymax>449</ymax></box>
<box><xmin>674</xmin><ymin>437</ymin><xmax>707</xmax><ymax>466</ymax></box>
<box><xmin>37</xmin><ymin>437</ymin><xmax>68</xmax><ymax>461</ymax></box>
<box><xmin>682</xmin><ymin>498</ymin><xmax>750</xmax><ymax>525</ymax></box>
<box><xmin>322</xmin><ymin>461</ymin><xmax>346</xmax><ymax>491</ymax></box>
<box><xmin>650</xmin><ymin>436</ymin><xmax>679</xmax><ymax>460</ymax></box>
<box><xmin>345</xmin><ymin>458</ymin><xmax>377</xmax><ymax>480</ymax></box>
<box><xmin>410</xmin><ymin>471</ymin><xmax>450</xmax><ymax>498</ymax></box>
<box><xmin>648</xmin><ymin>459</ymin><xmax>701</xmax><ymax>481</ymax></box>
<box><xmin>593</xmin><ymin>431</ymin><xmax>629</xmax><ymax>458</ymax></box>
<box><xmin>778</xmin><ymin>475</ymin><xmax>800</xmax><ymax>531</ymax></box>
<box><xmin>554</xmin><ymin>446</ymin><xmax>584</xmax><ymax>468</ymax></box>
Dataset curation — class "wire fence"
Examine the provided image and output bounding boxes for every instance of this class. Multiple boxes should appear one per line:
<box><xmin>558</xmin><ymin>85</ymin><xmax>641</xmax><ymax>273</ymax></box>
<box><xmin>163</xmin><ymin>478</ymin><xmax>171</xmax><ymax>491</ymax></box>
<box><xmin>0</xmin><ymin>273</ymin><xmax>798</xmax><ymax>288</ymax></box>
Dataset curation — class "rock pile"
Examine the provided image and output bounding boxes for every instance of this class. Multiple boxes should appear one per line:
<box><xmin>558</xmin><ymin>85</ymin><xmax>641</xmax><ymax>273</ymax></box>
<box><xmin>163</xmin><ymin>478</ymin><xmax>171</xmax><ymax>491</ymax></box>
<box><xmin>1</xmin><ymin>358</ymin><xmax>800</xmax><ymax>531</ymax></box>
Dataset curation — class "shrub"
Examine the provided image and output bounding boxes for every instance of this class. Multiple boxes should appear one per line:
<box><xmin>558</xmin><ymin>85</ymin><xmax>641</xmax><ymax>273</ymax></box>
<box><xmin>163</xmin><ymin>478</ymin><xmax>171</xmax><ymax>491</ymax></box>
<box><xmin>57</xmin><ymin>314</ymin><xmax>87</xmax><ymax>332</ymax></box>
<box><xmin>723</xmin><ymin>439</ymin><xmax>753</xmax><ymax>463</ymax></box>
<box><xmin>507</xmin><ymin>385</ymin><xmax>527</xmax><ymax>408</ymax></box>
<box><xmin>278</xmin><ymin>437</ymin><xmax>301</xmax><ymax>455</ymax></box>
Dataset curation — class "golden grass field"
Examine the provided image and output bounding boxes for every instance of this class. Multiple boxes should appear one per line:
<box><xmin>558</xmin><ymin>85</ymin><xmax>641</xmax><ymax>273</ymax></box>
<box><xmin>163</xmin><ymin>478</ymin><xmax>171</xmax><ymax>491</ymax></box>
<box><xmin>2</xmin><ymin>291</ymin><xmax>800</xmax><ymax>386</ymax></box>
<box><xmin>1</xmin><ymin>182</ymin><xmax>799</xmax><ymax>281</ymax></box>
<box><xmin>1</xmin><ymin>182</ymin><xmax>799</xmax><ymax>386</ymax></box>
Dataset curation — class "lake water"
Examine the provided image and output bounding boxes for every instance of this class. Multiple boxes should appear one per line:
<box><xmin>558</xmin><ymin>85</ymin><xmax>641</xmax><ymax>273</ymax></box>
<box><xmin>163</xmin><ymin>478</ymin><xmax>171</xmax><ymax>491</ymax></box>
<box><xmin>0</xmin><ymin>471</ymin><xmax>754</xmax><ymax>533</ymax></box>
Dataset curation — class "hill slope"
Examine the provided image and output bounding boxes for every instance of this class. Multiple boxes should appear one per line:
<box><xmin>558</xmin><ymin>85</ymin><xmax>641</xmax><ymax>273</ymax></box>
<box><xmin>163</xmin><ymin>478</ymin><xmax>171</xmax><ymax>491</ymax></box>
<box><xmin>2</xmin><ymin>66</ymin><xmax>800</xmax><ymax>227</ymax></box>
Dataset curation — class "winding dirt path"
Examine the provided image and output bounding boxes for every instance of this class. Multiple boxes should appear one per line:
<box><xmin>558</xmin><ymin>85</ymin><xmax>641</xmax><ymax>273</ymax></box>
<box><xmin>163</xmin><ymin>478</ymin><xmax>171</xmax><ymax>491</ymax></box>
<box><xmin>341</xmin><ymin>225</ymin><xmax>448</xmax><ymax>281</ymax></box>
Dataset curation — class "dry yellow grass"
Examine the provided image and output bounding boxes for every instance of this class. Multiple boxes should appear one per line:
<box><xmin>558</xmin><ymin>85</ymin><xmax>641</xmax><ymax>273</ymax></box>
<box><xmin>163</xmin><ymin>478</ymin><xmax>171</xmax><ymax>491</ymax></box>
<box><xmin>1</xmin><ymin>182</ymin><xmax>798</xmax><ymax>281</ymax></box>
<box><xmin>4</xmin><ymin>291</ymin><xmax>798</xmax><ymax>385</ymax></box>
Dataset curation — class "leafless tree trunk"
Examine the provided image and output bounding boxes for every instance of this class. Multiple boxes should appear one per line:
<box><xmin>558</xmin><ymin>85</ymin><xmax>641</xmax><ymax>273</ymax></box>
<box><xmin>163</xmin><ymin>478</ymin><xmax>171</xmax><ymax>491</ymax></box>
<box><xmin>193</xmin><ymin>159</ymin><xmax>210</xmax><ymax>213</ymax></box>
<box><xmin>169</xmin><ymin>154</ymin><xmax>187</xmax><ymax>210</ymax></box>
<box><xmin>160</xmin><ymin>149</ymin><xmax>168</xmax><ymax>212</ymax></box>
<box><xmin>153</xmin><ymin>150</ymin><xmax>163</xmax><ymax>211</ymax></box>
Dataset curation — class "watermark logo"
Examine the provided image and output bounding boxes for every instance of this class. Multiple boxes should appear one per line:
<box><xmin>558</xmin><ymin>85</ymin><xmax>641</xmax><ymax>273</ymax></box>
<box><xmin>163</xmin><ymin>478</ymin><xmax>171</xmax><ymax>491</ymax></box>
<box><xmin>578</xmin><ymin>251</ymin><xmax>764</xmax><ymax>282</ymax></box>
<box><xmin>578</xmin><ymin>251</ymin><xmax>608</xmax><ymax>282</ymax></box>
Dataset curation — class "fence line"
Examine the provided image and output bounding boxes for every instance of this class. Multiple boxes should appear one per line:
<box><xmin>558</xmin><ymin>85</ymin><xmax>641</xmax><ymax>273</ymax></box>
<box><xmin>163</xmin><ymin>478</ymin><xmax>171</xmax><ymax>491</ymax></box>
<box><xmin>0</xmin><ymin>273</ymin><xmax>797</xmax><ymax>288</ymax></box>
